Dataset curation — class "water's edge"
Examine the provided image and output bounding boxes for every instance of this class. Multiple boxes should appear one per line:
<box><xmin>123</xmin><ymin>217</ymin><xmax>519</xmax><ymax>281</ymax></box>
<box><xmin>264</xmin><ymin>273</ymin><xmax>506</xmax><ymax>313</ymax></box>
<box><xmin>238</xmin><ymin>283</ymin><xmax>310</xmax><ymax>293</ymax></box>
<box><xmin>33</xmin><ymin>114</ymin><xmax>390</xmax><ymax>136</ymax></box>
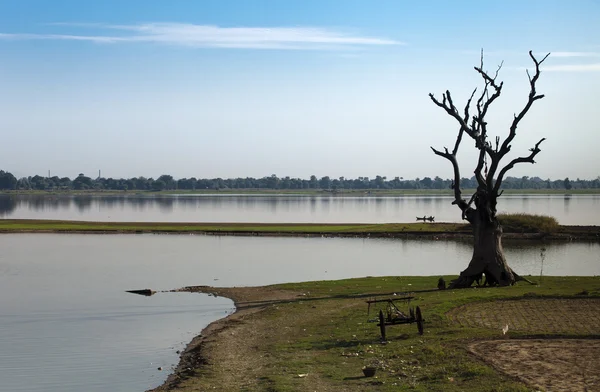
<box><xmin>148</xmin><ymin>292</ymin><xmax>239</xmax><ymax>392</ymax></box>
<box><xmin>149</xmin><ymin>285</ymin><xmax>301</xmax><ymax>392</ymax></box>
<box><xmin>2</xmin><ymin>226</ymin><xmax>599</xmax><ymax>242</ymax></box>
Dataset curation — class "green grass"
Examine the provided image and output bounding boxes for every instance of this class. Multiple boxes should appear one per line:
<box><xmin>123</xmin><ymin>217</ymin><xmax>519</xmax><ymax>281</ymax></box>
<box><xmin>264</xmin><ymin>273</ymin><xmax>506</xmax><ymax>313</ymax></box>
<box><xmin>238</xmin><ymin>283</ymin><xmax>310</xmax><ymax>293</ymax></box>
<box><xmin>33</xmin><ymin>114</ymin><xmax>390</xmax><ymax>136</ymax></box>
<box><xmin>1</xmin><ymin>218</ymin><xmax>595</xmax><ymax>238</ymax></box>
<box><xmin>180</xmin><ymin>276</ymin><xmax>600</xmax><ymax>391</ymax></box>
<box><xmin>259</xmin><ymin>276</ymin><xmax>600</xmax><ymax>391</ymax></box>
<box><xmin>0</xmin><ymin>219</ymin><xmax>470</xmax><ymax>234</ymax></box>
<box><xmin>497</xmin><ymin>213</ymin><xmax>560</xmax><ymax>233</ymax></box>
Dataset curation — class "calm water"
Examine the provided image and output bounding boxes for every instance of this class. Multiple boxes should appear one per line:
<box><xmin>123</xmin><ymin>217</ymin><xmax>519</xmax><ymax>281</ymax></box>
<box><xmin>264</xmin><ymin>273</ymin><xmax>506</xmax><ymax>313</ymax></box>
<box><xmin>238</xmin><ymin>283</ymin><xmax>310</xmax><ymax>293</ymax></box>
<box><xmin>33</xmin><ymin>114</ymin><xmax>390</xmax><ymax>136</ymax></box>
<box><xmin>1</xmin><ymin>193</ymin><xmax>599</xmax><ymax>225</ymax></box>
<box><xmin>1</xmin><ymin>233</ymin><xmax>599</xmax><ymax>391</ymax></box>
<box><xmin>0</xmin><ymin>234</ymin><xmax>236</xmax><ymax>392</ymax></box>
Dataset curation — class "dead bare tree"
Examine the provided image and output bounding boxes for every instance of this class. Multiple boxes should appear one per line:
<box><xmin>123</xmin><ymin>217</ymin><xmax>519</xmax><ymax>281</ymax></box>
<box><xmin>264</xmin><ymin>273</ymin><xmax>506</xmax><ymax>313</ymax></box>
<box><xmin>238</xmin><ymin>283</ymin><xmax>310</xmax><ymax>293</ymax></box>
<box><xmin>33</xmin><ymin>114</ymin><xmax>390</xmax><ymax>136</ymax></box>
<box><xmin>429</xmin><ymin>50</ymin><xmax>550</xmax><ymax>288</ymax></box>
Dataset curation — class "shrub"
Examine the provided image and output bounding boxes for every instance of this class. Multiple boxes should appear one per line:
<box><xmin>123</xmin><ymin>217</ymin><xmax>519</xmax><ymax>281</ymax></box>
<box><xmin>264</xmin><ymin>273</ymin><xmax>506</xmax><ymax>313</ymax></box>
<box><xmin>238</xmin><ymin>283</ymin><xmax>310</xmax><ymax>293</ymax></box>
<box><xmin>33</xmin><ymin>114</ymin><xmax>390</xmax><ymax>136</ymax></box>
<box><xmin>497</xmin><ymin>213</ymin><xmax>559</xmax><ymax>233</ymax></box>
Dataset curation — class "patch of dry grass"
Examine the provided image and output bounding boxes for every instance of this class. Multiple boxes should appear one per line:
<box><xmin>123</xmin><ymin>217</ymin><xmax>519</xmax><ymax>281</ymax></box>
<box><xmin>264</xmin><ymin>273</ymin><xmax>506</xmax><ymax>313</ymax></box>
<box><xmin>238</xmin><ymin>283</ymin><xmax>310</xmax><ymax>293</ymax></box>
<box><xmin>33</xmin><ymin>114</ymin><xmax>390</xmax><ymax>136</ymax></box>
<box><xmin>498</xmin><ymin>213</ymin><xmax>560</xmax><ymax>233</ymax></box>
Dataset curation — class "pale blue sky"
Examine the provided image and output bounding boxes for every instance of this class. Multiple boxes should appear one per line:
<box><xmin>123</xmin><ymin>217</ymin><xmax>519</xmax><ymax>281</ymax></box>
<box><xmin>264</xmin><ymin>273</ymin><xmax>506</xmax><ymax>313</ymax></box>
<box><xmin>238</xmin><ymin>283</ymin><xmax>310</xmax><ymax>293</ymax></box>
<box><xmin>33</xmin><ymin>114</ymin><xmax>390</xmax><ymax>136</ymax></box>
<box><xmin>1</xmin><ymin>0</ymin><xmax>599</xmax><ymax>180</ymax></box>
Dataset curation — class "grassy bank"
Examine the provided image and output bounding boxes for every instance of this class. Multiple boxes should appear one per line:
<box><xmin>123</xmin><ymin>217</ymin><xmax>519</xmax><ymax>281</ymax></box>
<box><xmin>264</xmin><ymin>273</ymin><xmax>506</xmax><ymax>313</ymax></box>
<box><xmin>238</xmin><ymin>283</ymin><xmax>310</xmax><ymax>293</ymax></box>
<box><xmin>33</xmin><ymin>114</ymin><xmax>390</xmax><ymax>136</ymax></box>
<box><xmin>497</xmin><ymin>213</ymin><xmax>560</xmax><ymax>233</ymax></box>
<box><xmin>158</xmin><ymin>276</ymin><xmax>600</xmax><ymax>391</ymax></box>
<box><xmin>0</xmin><ymin>219</ymin><xmax>466</xmax><ymax>234</ymax></box>
<box><xmin>0</xmin><ymin>218</ymin><xmax>597</xmax><ymax>240</ymax></box>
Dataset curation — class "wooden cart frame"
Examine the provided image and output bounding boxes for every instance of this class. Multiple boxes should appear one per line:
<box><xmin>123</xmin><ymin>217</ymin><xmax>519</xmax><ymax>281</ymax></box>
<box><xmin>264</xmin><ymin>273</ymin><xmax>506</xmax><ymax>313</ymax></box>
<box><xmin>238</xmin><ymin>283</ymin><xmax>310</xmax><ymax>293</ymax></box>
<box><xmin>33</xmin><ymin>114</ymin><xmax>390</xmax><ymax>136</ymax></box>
<box><xmin>366</xmin><ymin>296</ymin><xmax>423</xmax><ymax>340</ymax></box>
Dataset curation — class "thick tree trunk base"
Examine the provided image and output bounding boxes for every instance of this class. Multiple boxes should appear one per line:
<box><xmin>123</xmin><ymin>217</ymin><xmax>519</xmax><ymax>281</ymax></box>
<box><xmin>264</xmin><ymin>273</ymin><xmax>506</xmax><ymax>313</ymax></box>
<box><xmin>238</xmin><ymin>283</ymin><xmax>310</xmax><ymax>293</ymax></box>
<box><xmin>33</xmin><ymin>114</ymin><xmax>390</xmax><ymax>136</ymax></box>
<box><xmin>448</xmin><ymin>270</ymin><xmax>536</xmax><ymax>289</ymax></box>
<box><xmin>448</xmin><ymin>218</ymin><xmax>535</xmax><ymax>289</ymax></box>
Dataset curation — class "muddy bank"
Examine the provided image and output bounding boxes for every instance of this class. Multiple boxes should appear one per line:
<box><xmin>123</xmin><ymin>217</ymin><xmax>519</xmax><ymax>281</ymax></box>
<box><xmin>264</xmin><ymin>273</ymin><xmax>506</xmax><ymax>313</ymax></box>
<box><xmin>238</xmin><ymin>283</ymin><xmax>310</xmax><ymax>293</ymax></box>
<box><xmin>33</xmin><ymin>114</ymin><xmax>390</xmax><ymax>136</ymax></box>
<box><xmin>3</xmin><ymin>229</ymin><xmax>599</xmax><ymax>241</ymax></box>
<box><xmin>149</xmin><ymin>286</ymin><xmax>302</xmax><ymax>392</ymax></box>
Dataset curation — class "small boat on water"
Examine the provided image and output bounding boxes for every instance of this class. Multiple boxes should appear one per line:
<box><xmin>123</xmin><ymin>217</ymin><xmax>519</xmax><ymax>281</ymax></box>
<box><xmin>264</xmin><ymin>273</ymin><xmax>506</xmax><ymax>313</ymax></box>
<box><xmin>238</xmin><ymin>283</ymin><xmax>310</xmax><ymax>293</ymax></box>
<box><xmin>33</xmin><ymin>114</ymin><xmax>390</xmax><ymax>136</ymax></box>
<box><xmin>416</xmin><ymin>216</ymin><xmax>435</xmax><ymax>222</ymax></box>
<box><xmin>126</xmin><ymin>289</ymin><xmax>156</xmax><ymax>296</ymax></box>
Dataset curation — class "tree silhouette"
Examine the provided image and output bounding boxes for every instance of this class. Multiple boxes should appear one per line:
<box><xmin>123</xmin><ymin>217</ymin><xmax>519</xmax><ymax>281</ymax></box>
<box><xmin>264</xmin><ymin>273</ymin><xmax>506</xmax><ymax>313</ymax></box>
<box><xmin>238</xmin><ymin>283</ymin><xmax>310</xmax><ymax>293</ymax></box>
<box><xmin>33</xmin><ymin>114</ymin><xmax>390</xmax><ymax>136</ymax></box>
<box><xmin>429</xmin><ymin>50</ymin><xmax>550</xmax><ymax>288</ymax></box>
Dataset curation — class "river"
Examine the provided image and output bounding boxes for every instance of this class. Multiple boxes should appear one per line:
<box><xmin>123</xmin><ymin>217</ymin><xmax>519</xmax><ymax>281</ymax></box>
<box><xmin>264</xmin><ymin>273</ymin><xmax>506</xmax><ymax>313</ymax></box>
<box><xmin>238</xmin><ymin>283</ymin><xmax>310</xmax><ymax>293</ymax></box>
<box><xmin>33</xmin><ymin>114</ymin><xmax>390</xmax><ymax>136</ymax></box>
<box><xmin>1</xmin><ymin>233</ymin><xmax>598</xmax><ymax>391</ymax></box>
<box><xmin>0</xmin><ymin>193</ymin><xmax>599</xmax><ymax>225</ymax></box>
<box><xmin>1</xmin><ymin>193</ymin><xmax>598</xmax><ymax>391</ymax></box>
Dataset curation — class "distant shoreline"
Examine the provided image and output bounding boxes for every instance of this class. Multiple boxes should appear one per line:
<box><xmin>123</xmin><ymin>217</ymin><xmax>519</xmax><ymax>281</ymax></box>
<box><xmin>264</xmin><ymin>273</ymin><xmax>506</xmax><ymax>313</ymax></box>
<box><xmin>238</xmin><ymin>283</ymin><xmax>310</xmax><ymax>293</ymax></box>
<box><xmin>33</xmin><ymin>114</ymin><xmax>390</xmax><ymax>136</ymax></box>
<box><xmin>1</xmin><ymin>219</ymin><xmax>598</xmax><ymax>241</ymax></box>
<box><xmin>1</xmin><ymin>188</ymin><xmax>598</xmax><ymax>196</ymax></box>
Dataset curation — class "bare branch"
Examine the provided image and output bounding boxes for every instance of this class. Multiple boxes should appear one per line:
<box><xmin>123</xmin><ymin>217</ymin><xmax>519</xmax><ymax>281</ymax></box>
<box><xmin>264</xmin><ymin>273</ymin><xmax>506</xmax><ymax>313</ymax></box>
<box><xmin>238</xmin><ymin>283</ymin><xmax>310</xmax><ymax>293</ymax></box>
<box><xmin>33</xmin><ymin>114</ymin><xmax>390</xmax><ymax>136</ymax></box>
<box><xmin>473</xmin><ymin>58</ymin><xmax>504</xmax><ymax>149</ymax></box>
<box><xmin>453</xmin><ymin>88</ymin><xmax>477</xmax><ymax>155</ymax></box>
<box><xmin>474</xmin><ymin>63</ymin><xmax>502</xmax><ymax>91</ymax></box>
<box><xmin>429</xmin><ymin>90</ymin><xmax>495</xmax><ymax>156</ymax></box>
<box><xmin>429</xmin><ymin>92</ymin><xmax>471</xmax><ymax>131</ymax></box>
<box><xmin>474</xmin><ymin>148</ymin><xmax>487</xmax><ymax>187</ymax></box>
<box><xmin>493</xmin><ymin>138</ymin><xmax>546</xmax><ymax>194</ymax></box>
<box><xmin>493</xmin><ymin>60</ymin><xmax>504</xmax><ymax>80</ymax></box>
<box><xmin>499</xmin><ymin>51</ymin><xmax>550</xmax><ymax>156</ymax></box>
<box><xmin>480</xmin><ymin>48</ymin><xmax>484</xmax><ymax>72</ymax></box>
<box><xmin>430</xmin><ymin>146</ymin><xmax>472</xmax><ymax>221</ymax></box>
<box><xmin>485</xmin><ymin>51</ymin><xmax>549</xmax><ymax>188</ymax></box>
<box><xmin>475</xmin><ymin>78</ymin><xmax>503</xmax><ymax>125</ymax></box>
<box><xmin>465</xmin><ymin>88</ymin><xmax>478</xmax><ymax>121</ymax></box>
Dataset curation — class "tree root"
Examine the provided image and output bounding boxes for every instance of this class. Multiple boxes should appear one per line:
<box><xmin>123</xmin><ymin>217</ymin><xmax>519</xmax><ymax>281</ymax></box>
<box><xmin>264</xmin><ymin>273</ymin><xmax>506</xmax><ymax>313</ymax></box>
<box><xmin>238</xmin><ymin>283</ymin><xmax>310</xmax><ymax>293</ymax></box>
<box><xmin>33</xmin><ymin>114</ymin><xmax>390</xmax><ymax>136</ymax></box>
<box><xmin>448</xmin><ymin>274</ymin><xmax>476</xmax><ymax>289</ymax></box>
<box><xmin>513</xmin><ymin>271</ymin><xmax>537</xmax><ymax>285</ymax></box>
<box><xmin>449</xmin><ymin>269</ymin><xmax>535</xmax><ymax>289</ymax></box>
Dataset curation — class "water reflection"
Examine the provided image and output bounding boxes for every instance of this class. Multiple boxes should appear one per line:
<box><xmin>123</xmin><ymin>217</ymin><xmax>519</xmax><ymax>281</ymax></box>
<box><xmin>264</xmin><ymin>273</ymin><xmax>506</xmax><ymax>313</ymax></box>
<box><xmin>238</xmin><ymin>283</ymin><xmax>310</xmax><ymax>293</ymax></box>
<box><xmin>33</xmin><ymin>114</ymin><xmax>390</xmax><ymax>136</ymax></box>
<box><xmin>73</xmin><ymin>196</ymin><xmax>93</xmax><ymax>212</ymax></box>
<box><xmin>0</xmin><ymin>193</ymin><xmax>599</xmax><ymax>225</ymax></box>
<box><xmin>0</xmin><ymin>196</ymin><xmax>16</xmax><ymax>215</ymax></box>
<box><xmin>564</xmin><ymin>194</ymin><xmax>571</xmax><ymax>215</ymax></box>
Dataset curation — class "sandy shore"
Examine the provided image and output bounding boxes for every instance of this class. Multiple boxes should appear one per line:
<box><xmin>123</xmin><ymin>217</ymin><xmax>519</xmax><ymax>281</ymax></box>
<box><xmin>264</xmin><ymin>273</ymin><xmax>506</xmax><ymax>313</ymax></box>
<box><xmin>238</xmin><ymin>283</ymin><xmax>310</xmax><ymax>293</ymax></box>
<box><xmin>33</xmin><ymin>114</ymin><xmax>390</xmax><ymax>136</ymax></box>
<box><xmin>148</xmin><ymin>285</ymin><xmax>302</xmax><ymax>392</ymax></box>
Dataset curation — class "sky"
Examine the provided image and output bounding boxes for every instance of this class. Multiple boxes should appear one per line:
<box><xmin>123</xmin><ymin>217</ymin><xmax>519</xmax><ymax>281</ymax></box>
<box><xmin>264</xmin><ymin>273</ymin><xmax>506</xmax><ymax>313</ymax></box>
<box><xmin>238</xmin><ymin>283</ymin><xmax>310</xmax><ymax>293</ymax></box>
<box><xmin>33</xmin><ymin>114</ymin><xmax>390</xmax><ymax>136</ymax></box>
<box><xmin>0</xmin><ymin>0</ymin><xmax>599</xmax><ymax>180</ymax></box>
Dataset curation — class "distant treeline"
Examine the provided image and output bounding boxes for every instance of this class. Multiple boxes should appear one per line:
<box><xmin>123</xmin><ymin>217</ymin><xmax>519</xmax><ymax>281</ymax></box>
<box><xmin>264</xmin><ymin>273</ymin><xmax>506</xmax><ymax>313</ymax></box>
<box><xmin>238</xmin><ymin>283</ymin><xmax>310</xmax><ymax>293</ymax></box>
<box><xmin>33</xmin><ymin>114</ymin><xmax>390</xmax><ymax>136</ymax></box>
<box><xmin>0</xmin><ymin>170</ymin><xmax>598</xmax><ymax>191</ymax></box>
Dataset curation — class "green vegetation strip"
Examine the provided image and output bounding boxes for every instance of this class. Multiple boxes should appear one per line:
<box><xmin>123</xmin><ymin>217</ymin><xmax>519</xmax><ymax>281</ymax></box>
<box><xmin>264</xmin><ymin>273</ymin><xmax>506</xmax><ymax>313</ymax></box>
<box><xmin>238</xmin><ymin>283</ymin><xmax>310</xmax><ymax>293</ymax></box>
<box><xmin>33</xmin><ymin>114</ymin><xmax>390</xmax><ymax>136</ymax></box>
<box><xmin>1</xmin><ymin>214</ymin><xmax>596</xmax><ymax>237</ymax></box>
<box><xmin>175</xmin><ymin>276</ymin><xmax>600</xmax><ymax>392</ymax></box>
<box><xmin>0</xmin><ymin>219</ymin><xmax>469</xmax><ymax>234</ymax></box>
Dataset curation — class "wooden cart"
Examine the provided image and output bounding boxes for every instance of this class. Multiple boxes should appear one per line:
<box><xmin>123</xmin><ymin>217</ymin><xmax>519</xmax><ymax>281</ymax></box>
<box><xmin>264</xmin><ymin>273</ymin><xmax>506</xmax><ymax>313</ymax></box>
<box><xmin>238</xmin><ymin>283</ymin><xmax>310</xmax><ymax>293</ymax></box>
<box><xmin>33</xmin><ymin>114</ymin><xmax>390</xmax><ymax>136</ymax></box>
<box><xmin>366</xmin><ymin>296</ymin><xmax>423</xmax><ymax>340</ymax></box>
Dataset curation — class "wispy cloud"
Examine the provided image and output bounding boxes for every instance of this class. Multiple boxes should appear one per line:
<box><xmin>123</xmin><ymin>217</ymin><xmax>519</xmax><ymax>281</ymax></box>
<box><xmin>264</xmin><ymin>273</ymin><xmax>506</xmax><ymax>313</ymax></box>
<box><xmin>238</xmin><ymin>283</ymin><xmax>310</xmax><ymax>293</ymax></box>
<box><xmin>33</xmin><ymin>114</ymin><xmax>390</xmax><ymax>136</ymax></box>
<box><xmin>509</xmin><ymin>51</ymin><xmax>600</xmax><ymax>72</ymax></box>
<box><xmin>550</xmin><ymin>51</ymin><xmax>600</xmax><ymax>58</ymax></box>
<box><xmin>0</xmin><ymin>32</ymin><xmax>124</xmax><ymax>43</ymax></box>
<box><xmin>543</xmin><ymin>63</ymin><xmax>600</xmax><ymax>72</ymax></box>
<box><xmin>0</xmin><ymin>23</ymin><xmax>402</xmax><ymax>50</ymax></box>
<box><xmin>515</xmin><ymin>63</ymin><xmax>600</xmax><ymax>73</ymax></box>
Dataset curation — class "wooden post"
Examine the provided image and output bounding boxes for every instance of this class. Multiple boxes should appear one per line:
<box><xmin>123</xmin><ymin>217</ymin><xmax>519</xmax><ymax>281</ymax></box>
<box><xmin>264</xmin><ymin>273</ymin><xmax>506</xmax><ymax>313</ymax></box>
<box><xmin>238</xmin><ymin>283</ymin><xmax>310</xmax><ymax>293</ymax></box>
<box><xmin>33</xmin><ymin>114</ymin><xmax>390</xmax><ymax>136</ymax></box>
<box><xmin>378</xmin><ymin>310</ymin><xmax>386</xmax><ymax>341</ymax></box>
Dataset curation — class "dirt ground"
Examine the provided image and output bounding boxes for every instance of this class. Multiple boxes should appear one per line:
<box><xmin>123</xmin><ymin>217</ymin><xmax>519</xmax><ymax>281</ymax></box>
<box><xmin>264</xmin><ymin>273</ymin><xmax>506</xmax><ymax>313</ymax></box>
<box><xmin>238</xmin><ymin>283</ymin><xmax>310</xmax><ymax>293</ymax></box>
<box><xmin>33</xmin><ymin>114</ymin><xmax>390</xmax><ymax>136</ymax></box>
<box><xmin>448</xmin><ymin>297</ymin><xmax>600</xmax><ymax>334</ymax></box>
<box><xmin>151</xmin><ymin>289</ymin><xmax>600</xmax><ymax>392</ymax></box>
<box><xmin>453</xmin><ymin>298</ymin><xmax>600</xmax><ymax>392</ymax></box>
<box><xmin>469</xmin><ymin>339</ymin><xmax>600</xmax><ymax>392</ymax></box>
<box><xmin>150</xmin><ymin>285</ymin><xmax>308</xmax><ymax>392</ymax></box>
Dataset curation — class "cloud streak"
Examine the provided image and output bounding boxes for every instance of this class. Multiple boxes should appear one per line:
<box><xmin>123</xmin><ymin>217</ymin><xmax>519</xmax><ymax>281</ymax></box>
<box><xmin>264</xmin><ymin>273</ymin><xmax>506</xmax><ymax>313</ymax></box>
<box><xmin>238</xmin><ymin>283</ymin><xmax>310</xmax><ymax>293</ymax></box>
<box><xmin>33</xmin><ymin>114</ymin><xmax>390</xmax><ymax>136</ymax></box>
<box><xmin>543</xmin><ymin>63</ymin><xmax>600</xmax><ymax>72</ymax></box>
<box><xmin>0</xmin><ymin>23</ymin><xmax>401</xmax><ymax>49</ymax></box>
<box><xmin>549</xmin><ymin>51</ymin><xmax>600</xmax><ymax>58</ymax></box>
<box><xmin>511</xmin><ymin>52</ymin><xmax>600</xmax><ymax>73</ymax></box>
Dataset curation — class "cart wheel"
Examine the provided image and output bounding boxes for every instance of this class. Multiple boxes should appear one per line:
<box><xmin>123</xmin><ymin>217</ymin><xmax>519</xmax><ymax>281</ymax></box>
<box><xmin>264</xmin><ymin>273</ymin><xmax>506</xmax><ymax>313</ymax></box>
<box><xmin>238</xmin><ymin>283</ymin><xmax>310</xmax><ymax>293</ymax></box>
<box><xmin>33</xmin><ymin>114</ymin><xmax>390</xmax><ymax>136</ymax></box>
<box><xmin>379</xmin><ymin>310</ymin><xmax>386</xmax><ymax>341</ymax></box>
<box><xmin>416</xmin><ymin>306</ymin><xmax>424</xmax><ymax>335</ymax></box>
<box><xmin>409</xmin><ymin>307</ymin><xmax>415</xmax><ymax>319</ymax></box>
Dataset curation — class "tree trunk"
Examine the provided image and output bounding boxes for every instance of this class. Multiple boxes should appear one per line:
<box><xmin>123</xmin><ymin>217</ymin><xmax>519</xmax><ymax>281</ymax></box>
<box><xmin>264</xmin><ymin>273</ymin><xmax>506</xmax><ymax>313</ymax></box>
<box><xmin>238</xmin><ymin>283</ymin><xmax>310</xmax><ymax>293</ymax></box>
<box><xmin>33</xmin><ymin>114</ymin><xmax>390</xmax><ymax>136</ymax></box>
<box><xmin>449</xmin><ymin>215</ymin><xmax>516</xmax><ymax>289</ymax></box>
